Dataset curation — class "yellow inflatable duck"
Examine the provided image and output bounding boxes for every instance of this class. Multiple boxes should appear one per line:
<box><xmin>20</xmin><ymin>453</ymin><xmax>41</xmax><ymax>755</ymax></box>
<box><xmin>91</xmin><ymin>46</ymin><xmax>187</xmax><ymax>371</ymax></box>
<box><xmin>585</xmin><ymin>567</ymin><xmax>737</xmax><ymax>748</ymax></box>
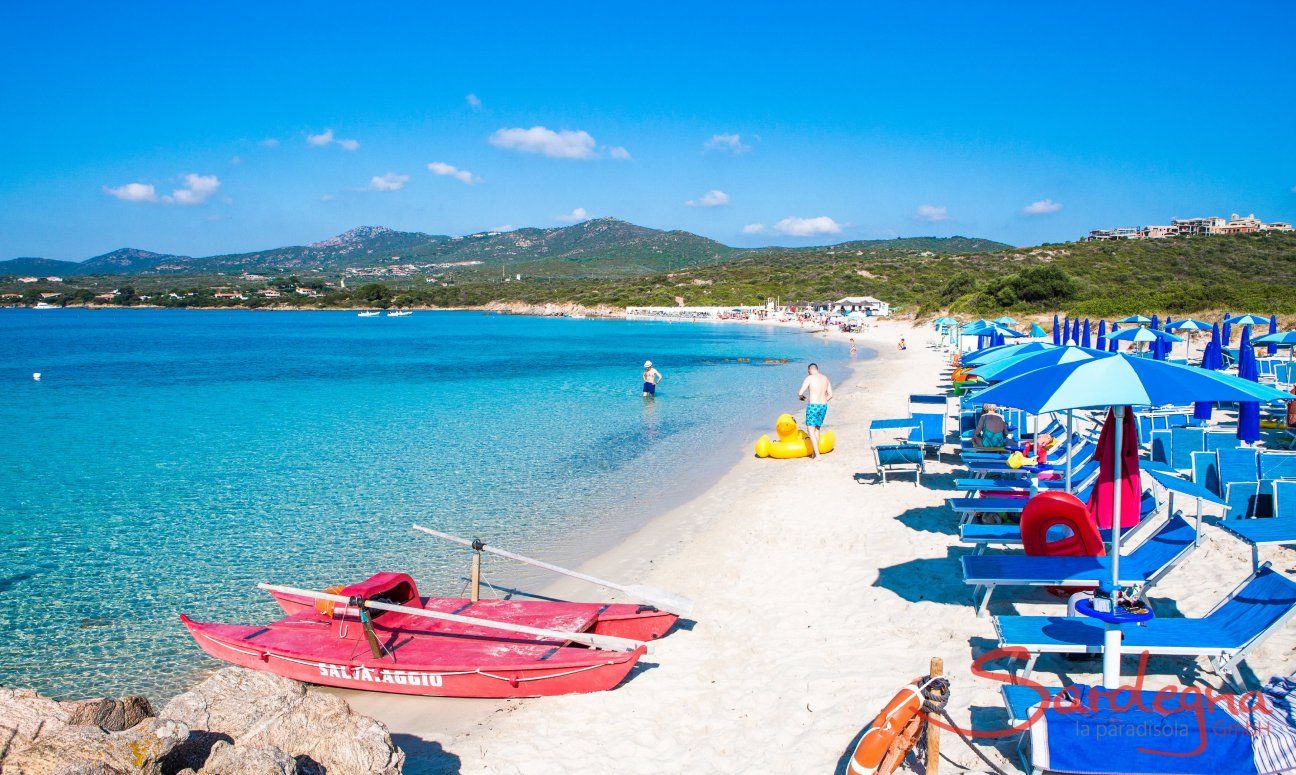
<box><xmin>755</xmin><ymin>413</ymin><xmax>836</xmax><ymax>459</ymax></box>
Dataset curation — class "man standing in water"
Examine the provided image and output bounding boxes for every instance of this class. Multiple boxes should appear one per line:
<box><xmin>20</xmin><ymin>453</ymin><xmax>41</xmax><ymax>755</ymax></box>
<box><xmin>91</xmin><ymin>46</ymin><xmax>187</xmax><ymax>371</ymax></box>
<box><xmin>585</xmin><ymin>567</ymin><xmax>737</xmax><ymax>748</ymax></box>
<box><xmin>797</xmin><ymin>363</ymin><xmax>833</xmax><ymax>458</ymax></box>
<box><xmin>642</xmin><ymin>360</ymin><xmax>663</xmax><ymax>397</ymax></box>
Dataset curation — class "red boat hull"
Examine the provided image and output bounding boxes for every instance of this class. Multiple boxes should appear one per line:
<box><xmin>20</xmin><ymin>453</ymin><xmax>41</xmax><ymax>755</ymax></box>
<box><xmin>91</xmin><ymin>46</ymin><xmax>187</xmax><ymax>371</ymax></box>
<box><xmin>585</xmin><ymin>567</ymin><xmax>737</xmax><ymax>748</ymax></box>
<box><xmin>180</xmin><ymin>572</ymin><xmax>677</xmax><ymax>698</ymax></box>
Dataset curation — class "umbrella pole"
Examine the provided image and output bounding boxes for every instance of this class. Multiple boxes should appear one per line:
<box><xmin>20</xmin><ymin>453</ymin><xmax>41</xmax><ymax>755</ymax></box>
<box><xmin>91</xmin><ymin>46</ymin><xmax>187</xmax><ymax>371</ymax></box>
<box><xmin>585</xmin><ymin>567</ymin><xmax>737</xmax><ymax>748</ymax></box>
<box><xmin>1101</xmin><ymin>404</ymin><xmax>1126</xmax><ymax>688</ymax></box>
<box><xmin>1065</xmin><ymin>409</ymin><xmax>1074</xmax><ymax>493</ymax></box>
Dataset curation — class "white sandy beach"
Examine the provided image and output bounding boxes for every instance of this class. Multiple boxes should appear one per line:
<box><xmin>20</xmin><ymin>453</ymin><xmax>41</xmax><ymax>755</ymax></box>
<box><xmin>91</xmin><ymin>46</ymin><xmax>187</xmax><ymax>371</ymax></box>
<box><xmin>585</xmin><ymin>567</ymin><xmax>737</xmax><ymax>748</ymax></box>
<box><xmin>336</xmin><ymin>319</ymin><xmax>1296</xmax><ymax>775</ymax></box>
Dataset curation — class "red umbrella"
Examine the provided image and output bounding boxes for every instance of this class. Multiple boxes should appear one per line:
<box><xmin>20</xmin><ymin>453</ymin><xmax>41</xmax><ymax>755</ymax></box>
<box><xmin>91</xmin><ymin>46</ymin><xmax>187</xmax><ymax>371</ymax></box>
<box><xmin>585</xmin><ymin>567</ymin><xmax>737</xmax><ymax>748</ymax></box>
<box><xmin>1087</xmin><ymin>408</ymin><xmax>1141</xmax><ymax>530</ymax></box>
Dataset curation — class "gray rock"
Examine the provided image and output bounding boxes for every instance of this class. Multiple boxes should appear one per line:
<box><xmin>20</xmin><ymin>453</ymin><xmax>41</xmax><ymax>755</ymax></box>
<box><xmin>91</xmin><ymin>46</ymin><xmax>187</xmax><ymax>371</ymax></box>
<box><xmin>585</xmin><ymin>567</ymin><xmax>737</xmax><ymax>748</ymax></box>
<box><xmin>0</xmin><ymin>687</ymin><xmax>71</xmax><ymax>757</ymax></box>
<box><xmin>1</xmin><ymin>716</ymin><xmax>188</xmax><ymax>775</ymax></box>
<box><xmin>199</xmin><ymin>740</ymin><xmax>295</xmax><ymax>775</ymax></box>
<box><xmin>161</xmin><ymin>668</ymin><xmax>403</xmax><ymax>775</ymax></box>
<box><xmin>63</xmin><ymin>695</ymin><xmax>155</xmax><ymax>731</ymax></box>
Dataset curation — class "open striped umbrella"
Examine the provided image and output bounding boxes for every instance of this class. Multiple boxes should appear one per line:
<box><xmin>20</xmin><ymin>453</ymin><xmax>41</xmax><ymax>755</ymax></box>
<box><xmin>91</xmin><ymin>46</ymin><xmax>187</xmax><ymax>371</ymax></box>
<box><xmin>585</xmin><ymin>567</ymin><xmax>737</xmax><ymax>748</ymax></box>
<box><xmin>1165</xmin><ymin>319</ymin><xmax>1212</xmax><ymax>332</ymax></box>
<box><xmin>1226</xmin><ymin>313</ymin><xmax>1270</xmax><ymax>327</ymax></box>
<box><xmin>1117</xmin><ymin>315</ymin><xmax>1151</xmax><ymax>325</ymax></box>
<box><xmin>1108</xmin><ymin>327</ymin><xmax>1183</xmax><ymax>345</ymax></box>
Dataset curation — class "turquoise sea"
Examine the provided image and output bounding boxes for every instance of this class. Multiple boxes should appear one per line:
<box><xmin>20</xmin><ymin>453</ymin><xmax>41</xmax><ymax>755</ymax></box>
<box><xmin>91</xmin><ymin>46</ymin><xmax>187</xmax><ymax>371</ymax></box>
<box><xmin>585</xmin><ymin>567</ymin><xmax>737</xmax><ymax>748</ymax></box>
<box><xmin>0</xmin><ymin>309</ymin><xmax>852</xmax><ymax>700</ymax></box>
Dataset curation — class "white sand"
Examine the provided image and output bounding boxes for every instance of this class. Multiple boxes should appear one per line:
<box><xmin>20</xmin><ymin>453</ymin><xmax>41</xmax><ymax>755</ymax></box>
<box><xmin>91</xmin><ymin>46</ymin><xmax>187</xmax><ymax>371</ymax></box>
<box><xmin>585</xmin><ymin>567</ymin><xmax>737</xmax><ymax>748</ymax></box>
<box><xmin>338</xmin><ymin>320</ymin><xmax>1296</xmax><ymax>774</ymax></box>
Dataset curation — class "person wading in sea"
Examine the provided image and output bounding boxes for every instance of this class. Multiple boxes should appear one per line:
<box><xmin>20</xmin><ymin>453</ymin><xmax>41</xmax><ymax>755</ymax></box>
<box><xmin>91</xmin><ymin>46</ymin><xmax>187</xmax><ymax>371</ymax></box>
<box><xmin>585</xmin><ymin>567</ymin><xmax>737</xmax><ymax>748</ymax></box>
<box><xmin>797</xmin><ymin>363</ymin><xmax>833</xmax><ymax>459</ymax></box>
<box><xmin>642</xmin><ymin>360</ymin><xmax>663</xmax><ymax>397</ymax></box>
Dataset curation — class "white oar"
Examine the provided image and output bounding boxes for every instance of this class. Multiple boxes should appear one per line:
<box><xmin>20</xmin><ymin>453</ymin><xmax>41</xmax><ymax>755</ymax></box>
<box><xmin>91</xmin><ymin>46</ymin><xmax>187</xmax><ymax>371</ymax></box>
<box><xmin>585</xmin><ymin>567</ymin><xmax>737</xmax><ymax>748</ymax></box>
<box><xmin>411</xmin><ymin>524</ymin><xmax>695</xmax><ymax>617</ymax></box>
<box><xmin>257</xmin><ymin>583</ymin><xmax>647</xmax><ymax>654</ymax></box>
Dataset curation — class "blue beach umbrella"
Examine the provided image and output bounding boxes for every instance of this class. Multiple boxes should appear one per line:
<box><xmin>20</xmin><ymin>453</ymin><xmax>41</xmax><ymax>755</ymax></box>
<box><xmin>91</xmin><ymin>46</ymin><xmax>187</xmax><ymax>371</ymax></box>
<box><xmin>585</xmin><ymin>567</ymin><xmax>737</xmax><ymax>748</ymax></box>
<box><xmin>1096</xmin><ymin>320</ymin><xmax>1107</xmax><ymax>351</ymax></box>
<box><xmin>1108</xmin><ymin>327</ymin><xmax>1183</xmax><ymax>345</ymax></box>
<box><xmin>1052</xmin><ymin>314</ymin><xmax>1061</xmax><ymax>346</ymax></box>
<box><xmin>1072</xmin><ymin>318</ymin><xmax>1081</xmax><ymax>345</ymax></box>
<box><xmin>1267</xmin><ymin>314</ymin><xmax>1279</xmax><ymax>356</ymax></box>
<box><xmin>1150</xmin><ymin>314</ymin><xmax>1160</xmax><ymax>331</ymax></box>
<box><xmin>1081</xmin><ymin>319</ymin><xmax>1093</xmax><ymax>349</ymax></box>
<box><xmin>1165</xmin><ymin>319</ymin><xmax>1212</xmax><ymax>332</ymax></box>
<box><xmin>969</xmin><ymin>346</ymin><xmax>1110</xmax><ymax>383</ymax></box>
<box><xmin>962</xmin><ymin>342</ymin><xmax>1057</xmax><ymax>366</ymax></box>
<box><xmin>1226</xmin><ymin>313</ymin><xmax>1270</xmax><ymax>327</ymax></box>
<box><xmin>1202</xmin><ymin>325</ymin><xmax>1224</xmax><ymax>370</ymax></box>
<box><xmin>1254</xmin><ymin>331</ymin><xmax>1296</xmax><ymax>347</ymax></box>
<box><xmin>974</xmin><ymin>352</ymin><xmax>1292</xmax><ymax>688</ymax></box>
<box><xmin>1117</xmin><ymin>315</ymin><xmax>1151</xmax><ymax>325</ymax></box>
<box><xmin>1029</xmin><ymin>322</ymin><xmax>1047</xmax><ymax>338</ymax></box>
<box><xmin>1237</xmin><ymin>326</ymin><xmax>1261</xmax><ymax>444</ymax></box>
<box><xmin>1223</xmin><ymin>317</ymin><xmax>1233</xmax><ymax>345</ymax></box>
<box><xmin>995</xmin><ymin>316</ymin><xmax>1017</xmax><ymax>325</ymax></box>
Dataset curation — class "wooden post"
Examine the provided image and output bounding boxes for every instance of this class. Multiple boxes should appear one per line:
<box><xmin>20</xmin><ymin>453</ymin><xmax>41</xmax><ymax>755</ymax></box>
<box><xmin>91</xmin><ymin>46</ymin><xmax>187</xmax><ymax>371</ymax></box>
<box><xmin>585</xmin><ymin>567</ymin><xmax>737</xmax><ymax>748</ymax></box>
<box><xmin>926</xmin><ymin>656</ymin><xmax>942</xmax><ymax>775</ymax></box>
<box><xmin>470</xmin><ymin>552</ymin><xmax>482</xmax><ymax>603</ymax></box>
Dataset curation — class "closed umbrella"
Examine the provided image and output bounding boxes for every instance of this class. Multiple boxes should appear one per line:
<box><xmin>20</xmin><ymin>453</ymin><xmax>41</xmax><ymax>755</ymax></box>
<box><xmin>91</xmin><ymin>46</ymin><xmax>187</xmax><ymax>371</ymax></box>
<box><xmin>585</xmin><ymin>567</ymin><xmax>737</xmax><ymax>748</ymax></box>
<box><xmin>1081</xmin><ymin>319</ymin><xmax>1092</xmax><ymax>349</ymax></box>
<box><xmin>1072</xmin><ymin>318</ymin><xmax>1082</xmax><ymax>345</ymax></box>
<box><xmin>1150</xmin><ymin>314</ymin><xmax>1160</xmax><ymax>331</ymax></box>
<box><xmin>1238</xmin><ymin>327</ymin><xmax>1260</xmax><ymax>444</ymax></box>
<box><xmin>1268</xmin><ymin>314</ymin><xmax>1279</xmax><ymax>356</ymax></box>
<box><xmin>1096</xmin><ymin>320</ymin><xmax>1108</xmax><ymax>351</ymax></box>
<box><xmin>1223</xmin><ymin>315</ymin><xmax>1233</xmax><ymax>346</ymax></box>
<box><xmin>972</xmin><ymin>354</ymin><xmax>1291</xmax><ymax>688</ymax></box>
<box><xmin>1052</xmin><ymin>314</ymin><xmax>1061</xmax><ymax>346</ymax></box>
<box><xmin>1205</xmin><ymin>324</ymin><xmax>1223</xmax><ymax>369</ymax></box>
<box><xmin>1029</xmin><ymin>322</ymin><xmax>1047</xmax><ymax>338</ymax></box>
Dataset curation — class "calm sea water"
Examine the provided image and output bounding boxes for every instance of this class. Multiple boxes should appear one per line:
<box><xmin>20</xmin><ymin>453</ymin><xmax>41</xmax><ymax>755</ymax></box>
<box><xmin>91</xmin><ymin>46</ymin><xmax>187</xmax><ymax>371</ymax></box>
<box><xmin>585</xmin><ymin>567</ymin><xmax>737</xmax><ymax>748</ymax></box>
<box><xmin>0</xmin><ymin>309</ymin><xmax>851</xmax><ymax>700</ymax></box>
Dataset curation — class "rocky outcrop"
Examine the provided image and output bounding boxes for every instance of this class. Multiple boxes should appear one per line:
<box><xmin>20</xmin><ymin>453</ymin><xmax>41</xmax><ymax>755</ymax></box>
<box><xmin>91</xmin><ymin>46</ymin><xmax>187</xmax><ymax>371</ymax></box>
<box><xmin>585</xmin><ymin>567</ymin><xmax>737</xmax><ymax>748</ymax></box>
<box><xmin>480</xmin><ymin>300</ymin><xmax>625</xmax><ymax>318</ymax></box>
<box><xmin>1</xmin><ymin>670</ymin><xmax>404</xmax><ymax>774</ymax></box>
<box><xmin>199</xmin><ymin>741</ymin><xmax>296</xmax><ymax>775</ymax></box>
<box><xmin>161</xmin><ymin>668</ymin><xmax>403</xmax><ymax>775</ymax></box>
<box><xmin>1</xmin><ymin>716</ymin><xmax>188</xmax><ymax>774</ymax></box>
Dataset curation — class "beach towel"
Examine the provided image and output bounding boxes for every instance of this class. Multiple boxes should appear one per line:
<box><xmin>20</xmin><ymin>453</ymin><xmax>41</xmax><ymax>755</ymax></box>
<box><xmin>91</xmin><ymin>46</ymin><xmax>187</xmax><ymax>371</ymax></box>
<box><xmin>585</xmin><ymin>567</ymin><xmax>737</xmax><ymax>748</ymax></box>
<box><xmin>1225</xmin><ymin>674</ymin><xmax>1296</xmax><ymax>775</ymax></box>
<box><xmin>1087</xmin><ymin>407</ymin><xmax>1142</xmax><ymax>530</ymax></box>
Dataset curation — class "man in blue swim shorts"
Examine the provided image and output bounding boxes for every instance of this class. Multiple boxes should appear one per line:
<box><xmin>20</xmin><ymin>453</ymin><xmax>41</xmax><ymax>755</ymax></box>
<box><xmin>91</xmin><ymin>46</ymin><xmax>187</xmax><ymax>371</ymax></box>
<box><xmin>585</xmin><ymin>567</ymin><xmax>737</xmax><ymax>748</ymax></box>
<box><xmin>797</xmin><ymin>363</ymin><xmax>834</xmax><ymax>459</ymax></box>
<box><xmin>642</xmin><ymin>360</ymin><xmax>663</xmax><ymax>397</ymax></box>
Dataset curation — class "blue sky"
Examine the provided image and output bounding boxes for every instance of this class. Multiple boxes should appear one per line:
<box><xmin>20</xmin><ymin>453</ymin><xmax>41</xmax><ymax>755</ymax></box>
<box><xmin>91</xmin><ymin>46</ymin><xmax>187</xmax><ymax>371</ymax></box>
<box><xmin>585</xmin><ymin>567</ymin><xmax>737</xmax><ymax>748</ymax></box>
<box><xmin>2</xmin><ymin>2</ymin><xmax>1293</xmax><ymax>260</ymax></box>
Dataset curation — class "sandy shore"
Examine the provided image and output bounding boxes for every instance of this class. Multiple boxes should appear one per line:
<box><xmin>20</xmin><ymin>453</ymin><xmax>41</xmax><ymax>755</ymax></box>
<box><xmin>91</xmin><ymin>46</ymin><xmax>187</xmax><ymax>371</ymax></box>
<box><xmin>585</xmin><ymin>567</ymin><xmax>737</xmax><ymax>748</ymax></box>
<box><xmin>338</xmin><ymin>319</ymin><xmax>1296</xmax><ymax>774</ymax></box>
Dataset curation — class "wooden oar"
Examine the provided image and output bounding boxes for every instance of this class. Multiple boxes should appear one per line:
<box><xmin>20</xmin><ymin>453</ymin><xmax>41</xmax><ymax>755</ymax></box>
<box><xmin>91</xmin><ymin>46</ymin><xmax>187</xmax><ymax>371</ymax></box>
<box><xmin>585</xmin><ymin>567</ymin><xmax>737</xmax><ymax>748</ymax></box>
<box><xmin>257</xmin><ymin>583</ymin><xmax>647</xmax><ymax>654</ymax></box>
<box><xmin>411</xmin><ymin>524</ymin><xmax>695</xmax><ymax>617</ymax></box>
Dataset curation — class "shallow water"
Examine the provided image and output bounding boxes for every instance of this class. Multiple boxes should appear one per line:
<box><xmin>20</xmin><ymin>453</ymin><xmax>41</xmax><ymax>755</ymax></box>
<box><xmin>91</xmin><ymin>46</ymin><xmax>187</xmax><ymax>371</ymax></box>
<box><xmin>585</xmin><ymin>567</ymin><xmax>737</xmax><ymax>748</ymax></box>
<box><xmin>0</xmin><ymin>309</ymin><xmax>853</xmax><ymax>700</ymax></box>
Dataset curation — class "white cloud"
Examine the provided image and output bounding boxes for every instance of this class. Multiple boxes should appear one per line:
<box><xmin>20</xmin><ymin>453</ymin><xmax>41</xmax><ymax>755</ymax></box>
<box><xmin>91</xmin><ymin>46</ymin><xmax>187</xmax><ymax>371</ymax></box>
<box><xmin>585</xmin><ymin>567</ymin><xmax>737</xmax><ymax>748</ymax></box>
<box><xmin>1022</xmin><ymin>198</ymin><xmax>1062</xmax><ymax>215</ymax></box>
<box><xmin>466</xmin><ymin>93</ymin><xmax>482</xmax><ymax>109</ymax></box>
<box><xmin>686</xmin><ymin>189</ymin><xmax>730</xmax><ymax>207</ymax></box>
<box><xmin>608</xmin><ymin>146</ymin><xmax>632</xmax><ymax>160</ymax></box>
<box><xmin>104</xmin><ymin>182</ymin><xmax>157</xmax><ymax>202</ymax></box>
<box><xmin>915</xmin><ymin>204</ymin><xmax>950</xmax><ymax>222</ymax></box>
<box><xmin>427</xmin><ymin>161</ymin><xmax>481</xmax><ymax>185</ymax></box>
<box><xmin>556</xmin><ymin>207</ymin><xmax>589</xmax><ymax>222</ymax></box>
<box><xmin>742</xmin><ymin>223</ymin><xmax>766</xmax><ymax>234</ymax></box>
<box><xmin>163</xmin><ymin>173</ymin><xmax>220</xmax><ymax>205</ymax></box>
<box><xmin>368</xmin><ymin>172</ymin><xmax>410</xmax><ymax>191</ymax></box>
<box><xmin>704</xmin><ymin>133</ymin><xmax>752</xmax><ymax>154</ymax></box>
<box><xmin>229</xmin><ymin>155</ymin><xmax>242</xmax><ymax>165</ymax></box>
<box><xmin>489</xmin><ymin>224</ymin><xmax>515</xmax><ymax>232</ymax></box>
<box><xmin>490</xmin><ymin>126</ymin><xmax>597</xmax><ymax>159</ymax></box>
<box><xmin>773</xmin><ymin>216</ymin><xmax>842</xmax><ymax>236</ymax></box>
<box><xmin>259</xmin><ymin>138</ymin><xmax>280</xmax><ymax>148</ymax></box>
<box><xmin>307</xmin><ymin>128</ymin><xmax>359</xmax><ymax>150</ymax></box>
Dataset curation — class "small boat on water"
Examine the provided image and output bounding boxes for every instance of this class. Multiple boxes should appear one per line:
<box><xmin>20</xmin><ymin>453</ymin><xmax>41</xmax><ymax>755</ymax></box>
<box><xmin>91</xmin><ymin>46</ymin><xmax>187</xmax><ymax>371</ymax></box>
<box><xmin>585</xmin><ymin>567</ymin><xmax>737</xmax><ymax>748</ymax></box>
<box><xmin>387</xmin><ymin>309</ymin><xmax>412</xmax><ymax>317</ymax></box>
<box><xmin>181</xmin><ymin>571</ymin><xmax>677</xmax><ymax>698</ymax></box>
<box><xmin>33</xmin><ymin>302</ymin><xmax>58</xmax><ymax>310</ymax></box>
<box><xmin>357</xmin><ymin>310</ymin><xmax>381</xmax><ymax>317</ymax></box>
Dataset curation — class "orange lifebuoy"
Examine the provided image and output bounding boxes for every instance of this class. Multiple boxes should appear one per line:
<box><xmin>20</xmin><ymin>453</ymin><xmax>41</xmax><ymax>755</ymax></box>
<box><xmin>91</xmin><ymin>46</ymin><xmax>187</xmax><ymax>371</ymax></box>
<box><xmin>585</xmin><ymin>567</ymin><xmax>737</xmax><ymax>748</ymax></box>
<box><xmin>315</xmin><ymin>585</ymin><xmax>346</xmax><ymax>617</ymax></box>
<box><xmin>849</xmin><ymin>679</ymin><xmax>925</xmax><ymax>774</ymax></box>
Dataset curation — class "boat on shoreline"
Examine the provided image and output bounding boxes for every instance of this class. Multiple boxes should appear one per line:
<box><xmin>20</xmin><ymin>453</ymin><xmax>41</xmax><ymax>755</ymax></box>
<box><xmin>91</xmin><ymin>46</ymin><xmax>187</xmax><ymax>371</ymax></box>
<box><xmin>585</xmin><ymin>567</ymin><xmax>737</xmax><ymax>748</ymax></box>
<box><xmin>181</xmin><ymin>572</ymin><xmax>676</xmax><ymax>698</ymax></box>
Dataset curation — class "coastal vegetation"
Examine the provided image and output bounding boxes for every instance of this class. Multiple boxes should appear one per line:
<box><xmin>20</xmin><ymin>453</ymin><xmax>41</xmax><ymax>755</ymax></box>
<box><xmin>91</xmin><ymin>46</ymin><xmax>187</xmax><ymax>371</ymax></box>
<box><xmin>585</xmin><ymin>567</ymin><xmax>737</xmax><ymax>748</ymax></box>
<box><xmin>4</xmin><ymin>230</ymin><xmax>1295</xmax><ymax>317</ymax></box>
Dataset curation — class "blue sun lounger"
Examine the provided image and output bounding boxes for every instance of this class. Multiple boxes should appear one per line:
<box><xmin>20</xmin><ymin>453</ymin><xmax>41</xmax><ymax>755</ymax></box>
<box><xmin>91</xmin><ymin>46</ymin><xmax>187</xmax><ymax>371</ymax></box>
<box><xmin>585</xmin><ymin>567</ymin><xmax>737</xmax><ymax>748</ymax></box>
<box><xmin>961</xmin><ymin>516</ymin><xmax>1198</xmax><ymax>616</ymax></box>
<box><xmin>957</xmin><ymin>487</ymin><xmax>1159</xmax><ymax>550</ymax></box>
<box><xmin>994</xmin><ymin>564</ymin><xmax>1296</xmax><ymax>689</ymax></box>
<box><xmin>1213</xmin><ymin>480</ymin><xmax>1296</xmax><ymax>570</ymax></box>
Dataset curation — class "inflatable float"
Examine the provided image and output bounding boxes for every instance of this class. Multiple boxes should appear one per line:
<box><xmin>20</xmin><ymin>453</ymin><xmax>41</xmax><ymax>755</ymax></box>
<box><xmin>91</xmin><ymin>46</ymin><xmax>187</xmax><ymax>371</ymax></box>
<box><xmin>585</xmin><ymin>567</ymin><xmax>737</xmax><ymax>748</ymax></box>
<box><xmin>754</xmin><ymin>413</ymin><xmax>836</xmax><ymax>458</ymax></box>
<box><xmin>1020</xmin><ymin>490</ymin><xmax>1104</xmax><ymax>596</ymax></box>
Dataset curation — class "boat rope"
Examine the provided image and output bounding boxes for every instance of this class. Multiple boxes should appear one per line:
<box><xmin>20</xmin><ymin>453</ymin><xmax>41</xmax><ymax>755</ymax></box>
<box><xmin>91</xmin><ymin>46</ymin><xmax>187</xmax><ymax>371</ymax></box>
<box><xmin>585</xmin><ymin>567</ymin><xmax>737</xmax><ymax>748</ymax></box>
<box><xmin>192</xmin><ymin>631</ymin><xmax>614</xmax><ymax>683</ymax></box>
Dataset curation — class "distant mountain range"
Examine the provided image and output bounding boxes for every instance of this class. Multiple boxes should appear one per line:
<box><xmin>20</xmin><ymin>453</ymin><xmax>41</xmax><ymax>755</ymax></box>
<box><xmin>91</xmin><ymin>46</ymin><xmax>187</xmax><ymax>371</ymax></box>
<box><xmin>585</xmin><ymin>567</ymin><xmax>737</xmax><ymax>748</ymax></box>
<box><xmin>0</xmin><ymin>218</ymin><xmax>1013</xmax><ymax>279</ymax></box>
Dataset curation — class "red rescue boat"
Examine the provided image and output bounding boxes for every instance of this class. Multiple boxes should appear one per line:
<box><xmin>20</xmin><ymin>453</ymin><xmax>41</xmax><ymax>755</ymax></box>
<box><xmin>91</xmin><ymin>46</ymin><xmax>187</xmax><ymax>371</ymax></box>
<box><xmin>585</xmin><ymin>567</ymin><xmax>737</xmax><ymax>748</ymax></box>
<box><xmin>180</xmin><ymin>572</ymin><xmax>678</xmax><ymax>698</ymax></box>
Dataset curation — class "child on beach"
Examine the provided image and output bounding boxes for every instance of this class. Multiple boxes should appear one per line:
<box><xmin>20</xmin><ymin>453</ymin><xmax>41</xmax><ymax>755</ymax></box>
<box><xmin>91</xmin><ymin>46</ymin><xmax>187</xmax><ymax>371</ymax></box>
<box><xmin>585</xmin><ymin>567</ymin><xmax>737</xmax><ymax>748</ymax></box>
<box><xmin>642</xmin><ymin>360</ymin><xmax>663</xmax><ymax>397</ymax></box>
<box><xmin>797</xmin><ymin>363</ymin><xmax>833</xmax><ymax>458</ymax></box>
<box><xmin>897</xmin><ymin>337</ymin><xmax>907</xmax><ymax>351</ymax></box>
